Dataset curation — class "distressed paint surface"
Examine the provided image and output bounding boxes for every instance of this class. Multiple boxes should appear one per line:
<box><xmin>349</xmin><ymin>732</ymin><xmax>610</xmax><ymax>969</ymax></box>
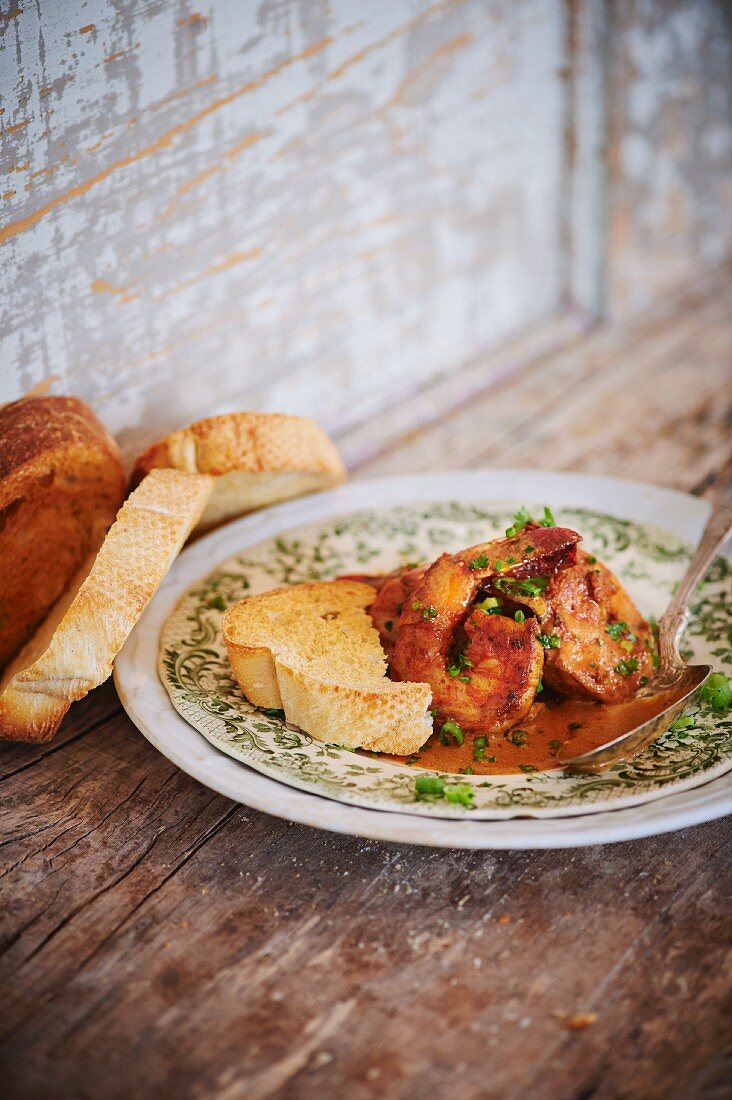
<box><xmin>0</xmin><ymin>0</ymin><xmax>566</xmax><ymax>461</ymax></box>
<box><xmin>607</xmin><ymin>0</ymin><xmax>732</xmax><ymax>318</ymax></box>
<box><xmin>1</xmin><ymin>0</ymin><xmax>730</xmax><ymax>462</ymax></box>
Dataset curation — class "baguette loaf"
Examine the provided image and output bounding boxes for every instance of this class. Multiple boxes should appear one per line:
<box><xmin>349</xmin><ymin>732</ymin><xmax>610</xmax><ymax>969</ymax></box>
<box><xmin>131</xmin><ymin>412</ymin><xmax>347</xmax><ymax>535</ymax></box>
<box><xmin>0</xmin><ymin>394</ymin><xmax>126</xmax><ymax>675</ymax></box>
<box><xmin>222</xmin><ymin>581</ymin><xmax>433</xmax><ymax>755</ymax></box>
<box><xmin>0</xmin><ymin>468</ymin><xmax>213</xmax><ymax>742</ymax></box>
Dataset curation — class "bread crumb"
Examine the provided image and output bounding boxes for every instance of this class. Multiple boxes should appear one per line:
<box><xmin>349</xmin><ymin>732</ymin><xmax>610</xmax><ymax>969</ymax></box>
<box><xmin>555</xmin><ymin>1011</ymin><xmax>598</xmax><ymax>1030</ymax></box>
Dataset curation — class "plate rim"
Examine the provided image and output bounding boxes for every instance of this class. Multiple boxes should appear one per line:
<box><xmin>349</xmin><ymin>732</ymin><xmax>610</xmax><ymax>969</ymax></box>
<box><xmin>114</xmin><ymin>468</ymin><xmax>732</xmax><ymax>849</ymax></box>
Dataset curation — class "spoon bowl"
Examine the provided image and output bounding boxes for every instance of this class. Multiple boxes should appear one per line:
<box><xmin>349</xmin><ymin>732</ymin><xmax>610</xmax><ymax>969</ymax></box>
<box><xmin>557</xmin><ymin>455</ymin><xmax>731</xmax><ymax>775</ymax></box>
<box><xmin>556</xmin><ymin>665</ymin><xmax>711</xmax><ymax>774</ymax></box>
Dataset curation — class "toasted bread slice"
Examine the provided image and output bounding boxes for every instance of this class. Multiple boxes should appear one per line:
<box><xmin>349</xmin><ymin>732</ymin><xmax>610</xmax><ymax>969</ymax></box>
<box><xmin>131</xmin><ymin>412</ymin><xmax>347</xmax><ymax>534</ymax></box>
<box><xmin>0</xmin><ymin>469</ymin><xmax>213</xmax><ymax>742</ymax></box>
<box><xmin>222</xmin><ymin>581</ymin><xmax>433</xmax><ymax>755</ymax></box>
<box><xmin>0</xmin><ymin>394</ymin><xmax>126</xmax><ymax>675</ymax></box>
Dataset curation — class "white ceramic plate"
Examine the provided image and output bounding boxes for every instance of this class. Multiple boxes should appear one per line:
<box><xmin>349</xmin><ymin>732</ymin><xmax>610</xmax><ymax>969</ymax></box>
<box><xmin>115</xmin><ymin>470</ymin><xmax>732</xmax><ymax>848</ymax></box>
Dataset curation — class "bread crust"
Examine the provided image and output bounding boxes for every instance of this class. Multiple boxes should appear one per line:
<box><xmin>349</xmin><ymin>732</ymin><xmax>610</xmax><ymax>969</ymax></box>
<box><xmin>223</xmin><ymin>581</ymin><xmax>433</xmax><ymax>756</ymax></box>
<box><xmin>131</xmin><ymin>412</ymin><xmax>346</xmax><ymax>533</ymax></box>
<box><xmin>0</xmin><ymin>469</ymin><xmax>213</xmax><ymax>742</ymax></box>
<box><xmin>0</xmin><ymin>395</ymin><xmax>126</xmax><ymax>673</ymax></box>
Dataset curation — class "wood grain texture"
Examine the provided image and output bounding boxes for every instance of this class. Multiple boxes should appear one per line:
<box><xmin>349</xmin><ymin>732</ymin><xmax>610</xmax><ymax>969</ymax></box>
<box><xmin>606</xmin><ymin>0</ymin><xmax>732</xmax><ymax>318</ymax></box>
<box><xmin>350</xmin><ymin>263</ymin><xmax>732</xmax><ymax>488</ymax></box>
<box><xmin>1</xmin><ymin>272</ymin><xmax>731</xmax><ymax>1100</ymax></box>
<box><xmin>0</xmin><ymin>0</ymin><xmax>568</xmax><ymax>463</ymax></box>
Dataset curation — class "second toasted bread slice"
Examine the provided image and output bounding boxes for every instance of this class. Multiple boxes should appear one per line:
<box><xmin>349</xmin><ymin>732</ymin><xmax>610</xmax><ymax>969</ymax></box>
<box><xmin>0</xmin><ymin>469</ymin><xmax>213</xmax><ymax>743</ymax></box>
<box><xmin>132</xmin><ymin>412</ymin><xmax>347</xmax><ymax>535</ymax></box>
<box><xmin>222</xmin><ymin>581</ymin><xmax>433</xmax><ymax>755</ymax></box>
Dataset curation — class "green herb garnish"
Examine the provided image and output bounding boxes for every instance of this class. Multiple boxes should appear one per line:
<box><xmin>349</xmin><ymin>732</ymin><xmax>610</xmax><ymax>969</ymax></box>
<box><xmin>505</xmin><ymin>506</ymin><xmax>533</xmax><ymax>538</ymax></box>
<box><xmin>537</xmin><ymin>632</ymin><xmax>561</xmax><ymax>649</ymax></box>
<box><xmin>445</xmin><ymin>784</ymin><xmax>474</xmax><ymax>807</ymax></box>
<box><xmin>701</xmin><ymin>672</ymin><xmax>732</xmax><ymax>713</ymax></box>
<box><xmin>414</xmin><ymin>776</ymin><xmax>474</xmax><ymax>808</ymax></box>
<box><xmin>441</xmin><ymin>719</ymin><xmax>464</xmax><ymax>746</ymax></box>
<box><xmin>514</xmin><ymin>609</ymin><xmax>526</xmax><ymax>623</ymax></box>
<box><xmin>669</xmin><ymin>716</ymin><xmax>696</xmax><ymax>733</ymax></box>
<box><xmin>605</xmin><ymin>621</ymin><xmax>628</xmax><ymax>640</ymax></box>
<box><xmin>614</xmin><ymin>658</ymin><xmax>639</xmax><ymax>676</ymax></box>
<box><xmin>415</xmin><ymin>776</ymin><xmax>445</xmax><ymax>798</ymax></box>
<box><xmin>494</xmin><ymin>576</ymin><xmax>549</xmax><ymax>599</ymax></box>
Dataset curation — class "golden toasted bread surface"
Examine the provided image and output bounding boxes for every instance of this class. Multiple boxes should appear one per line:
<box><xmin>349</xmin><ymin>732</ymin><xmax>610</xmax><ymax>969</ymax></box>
<box><xmin>132</xmin><ymin>412</ymin><xmax>346</xmax><ymax>533</ymax></box>
<box><xmin>0</xmin><ymin>395</ymin><xmax>126</xmax><ymax>675</ymax></box>
<box><xmin>223</xmin><ymin>580</ymin><xmax>432</xmax><ymax>755</ymax></box>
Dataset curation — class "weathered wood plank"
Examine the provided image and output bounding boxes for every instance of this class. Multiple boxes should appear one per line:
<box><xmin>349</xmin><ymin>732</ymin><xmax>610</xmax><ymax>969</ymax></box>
<box><xmin>352</xmin><ymin>265</ymin><xmax>732</xmax><ymax>486</ymax></box>
<box><xmin>0</xmin><ymin>0</ymin><xmax>569</xmax><ymax>464</ymax></box>
<box><xmin>0</xmin><ymin>681</ymin><xmax>120</xmax><ymax>784</ymax></box>
<box><xmin>606</xmin><ymin>0</ymin><xmax>732</xmax><ymax>319</ymax></box>
<box><xmin>1</xmin><ymin>275</ymin><xmax>731</xmax><ymax>1100</ymax></box>
<box><xmin>0</xmin><ymin>708</ymin><xmax>729</xmax><ymax>1100</ymax></box>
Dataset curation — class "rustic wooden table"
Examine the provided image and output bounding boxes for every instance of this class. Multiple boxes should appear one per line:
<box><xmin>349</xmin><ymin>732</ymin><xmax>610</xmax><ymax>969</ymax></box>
<box><xmin>2</xmin><ymin>272</ymin><xmax>731</xmax><ymax>1100</ymax></box>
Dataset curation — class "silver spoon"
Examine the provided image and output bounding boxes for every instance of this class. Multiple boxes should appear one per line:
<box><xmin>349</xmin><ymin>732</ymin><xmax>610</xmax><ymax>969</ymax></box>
<box><xmin>557</xmin><ymin>458</ymin><xmax>732</xmax><ymax>775</ymax></box>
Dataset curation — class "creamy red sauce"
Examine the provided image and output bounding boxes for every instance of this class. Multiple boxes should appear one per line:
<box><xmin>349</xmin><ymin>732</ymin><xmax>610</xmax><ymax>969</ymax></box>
<box><xmin>366</xmin><ymin>689</ymin><xmax>684</xmax><ymax>775</ymax></box>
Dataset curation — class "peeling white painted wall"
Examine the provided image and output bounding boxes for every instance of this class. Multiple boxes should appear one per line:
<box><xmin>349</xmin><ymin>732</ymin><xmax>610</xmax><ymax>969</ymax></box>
<box><xmin>0</xmin><ymin>0</ymin><xmax>730</xmax><ymax>463</ymax></box>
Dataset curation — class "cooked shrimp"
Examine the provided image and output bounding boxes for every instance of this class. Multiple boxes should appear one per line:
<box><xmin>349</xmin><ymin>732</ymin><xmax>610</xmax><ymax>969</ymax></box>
<box><xmin>368</xmin><ymin>564</ymin><xmax>427</xmax><ymax>658</ymax></box>
<box><xmin>390</xmin><ymin>527</ymin><xmax>581</xmax><ymax>733</ymax></box>
<box><xmin>534</xmin><ymin>551</ymin><xmax>655</xmax><ymax>702</ymax></box>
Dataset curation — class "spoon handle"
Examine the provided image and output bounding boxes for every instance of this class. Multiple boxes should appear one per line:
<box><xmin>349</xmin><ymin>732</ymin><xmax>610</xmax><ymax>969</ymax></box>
<box><xmin>659</xmin><ymin>454</ymin><xmax>732</xmax><ymax>667</ymax></box>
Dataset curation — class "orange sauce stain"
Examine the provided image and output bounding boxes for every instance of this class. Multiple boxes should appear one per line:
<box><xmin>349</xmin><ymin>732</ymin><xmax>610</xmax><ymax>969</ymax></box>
<box><xmin>85</xmin><ymin>134</ymin><xmax>112</xmax><ymax>153</ymax></box>
<box><xmin>224</xmin><ymin>130</ymin><xmax>269</xmax><ymax>160</ymax></box>
<box><xmin>384</xmin><ymin>690</ymin><xmax>685</xmax><ymax>776</ymax></box>
<box><xmin>2</xmin><ymin>190</ymin><xmax>16</xmax><ymax>200</ymax></box>
<box><xmin>158</xmin><ymin>131</ymin><xmax>270</xmax><ymax>220</ymax></box>
<box><xmin>5</xmin><ymin>119</ymin><xmax>30</xmax><ymax>135</ymax></box>
<box><xmin>154</xmin><ymin>248</ymin><xmax>262</xmax><ymax>300</ymax></box>
<box><xmin>29</xmin><ymin>165</ymin><xmax>57</xmax><ymax>180</ymax></box>
<box><xmin>276</xmin><ymin>0</ymin><xmax>464</xmax><ymax>117</ymax></box>
<box><xmin>79</xmin><ymin>24</ymin><xmax>95</xmax><ymax>34</ymax></box>
<box><xmin>0</xmin><ymin>41</ymin><xmax>330</xmax><ymax>247</ymax></box>
<box><xmin>381</xmin><ymin>32</ymin><xmax>473</xmax><ymax>111</ymax></box>
<box><xmin>178</xmin><ymin>13</ymin><xmax>208</xmax><ymax>27</ymax></box>
<box><xmin>91</xmin><ymin>278</ymin><xmax>139</xmax><ymax>304</ymax></box>
<box><xmin>328</xmin><ymin>0</ymin><xmax>464</xmax><ymax>82</ymax></box>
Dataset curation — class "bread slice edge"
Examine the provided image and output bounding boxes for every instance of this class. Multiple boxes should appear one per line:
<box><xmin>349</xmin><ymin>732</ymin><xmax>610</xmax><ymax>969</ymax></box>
<box><xmin>0</xmin><ymin>469</ymin><xmax>213</xmax><ymax>742</ymax></box>
<box><xmin>222</xmin><ymin>580</ymin><xmax>433</xmax><ymax>756</ymax></box>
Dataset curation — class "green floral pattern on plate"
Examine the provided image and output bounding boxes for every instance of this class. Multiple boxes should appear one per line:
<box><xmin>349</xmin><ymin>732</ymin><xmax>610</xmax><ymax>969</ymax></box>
<box><xmin>158</xmin><ymin>503</ymin><xmax>732</xmax><ymax>819</ymax></box>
